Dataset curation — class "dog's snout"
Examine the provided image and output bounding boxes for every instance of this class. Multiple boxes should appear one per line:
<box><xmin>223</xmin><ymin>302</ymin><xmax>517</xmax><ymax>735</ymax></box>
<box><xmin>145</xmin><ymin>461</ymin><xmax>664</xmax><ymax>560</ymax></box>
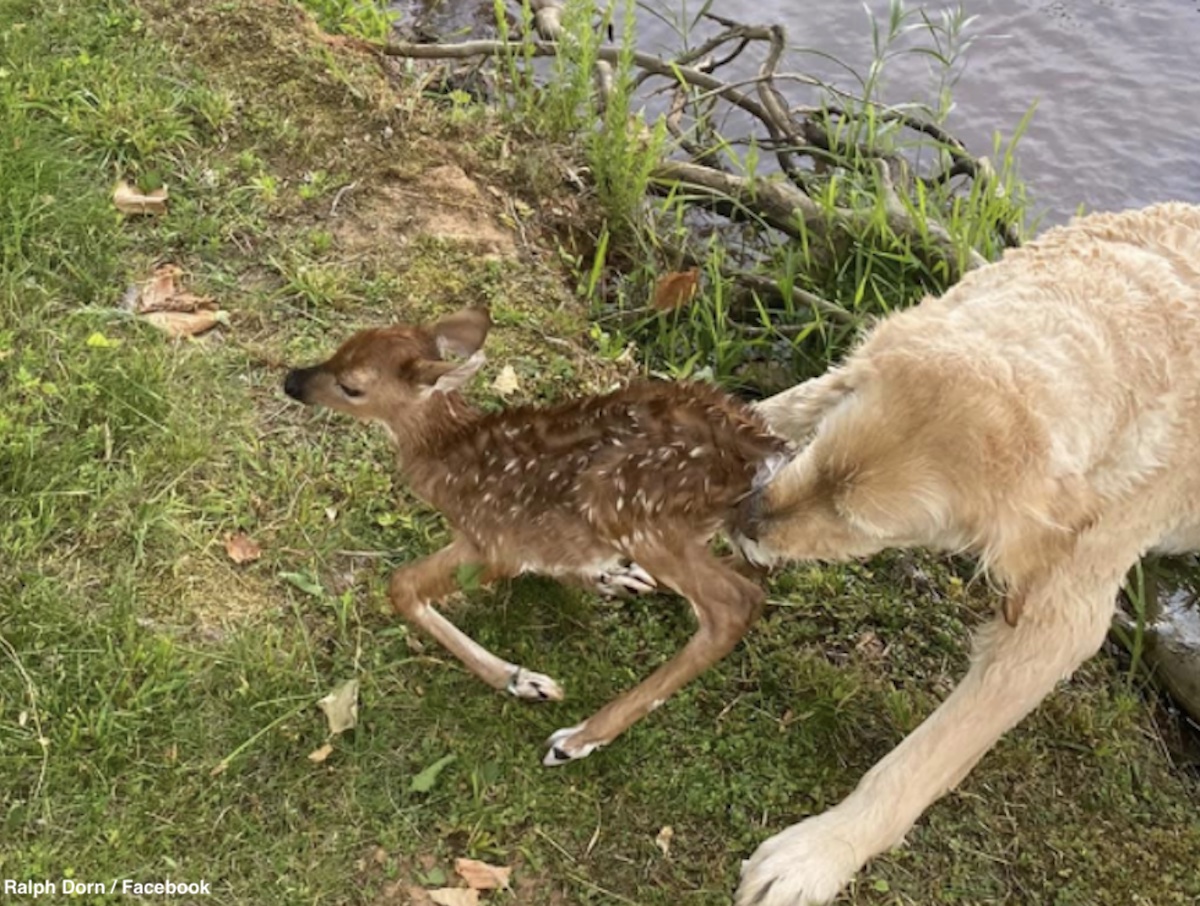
<box><xmin>283</xmin><ymin>367</ymin><xmax>313</xmax><ymax>402</ymax></box>
<box><xmin>734</xmin><ymin>488</ymin><xmax>763</xmax><ymax>542</ymax></box>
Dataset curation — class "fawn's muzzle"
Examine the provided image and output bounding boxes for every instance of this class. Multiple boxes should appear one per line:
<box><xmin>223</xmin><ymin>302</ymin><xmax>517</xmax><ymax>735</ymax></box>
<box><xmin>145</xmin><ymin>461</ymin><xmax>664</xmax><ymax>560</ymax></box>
<box><xmin>283</xmin><ymin>367</ymin><xmax>316</xmax><ymax>403</ymax></box>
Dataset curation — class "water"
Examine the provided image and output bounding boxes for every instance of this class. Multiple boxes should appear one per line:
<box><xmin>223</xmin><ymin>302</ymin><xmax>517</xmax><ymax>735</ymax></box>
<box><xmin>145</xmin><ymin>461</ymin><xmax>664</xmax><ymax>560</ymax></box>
<box><xmin>705</xmin><ymin>0</ymin><xmax>1200</xmax><ymax>225</ymax></box>
<box><xmin>394</xmin><ymin>0</ymin><xmax>1200</xmax><ymax>225</ymax></box>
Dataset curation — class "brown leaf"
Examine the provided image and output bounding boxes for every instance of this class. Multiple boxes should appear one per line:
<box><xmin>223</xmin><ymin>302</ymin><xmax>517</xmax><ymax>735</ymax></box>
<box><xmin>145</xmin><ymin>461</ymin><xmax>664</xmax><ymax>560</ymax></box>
<box><xmin>308</xmin><ymin>742</ymin><xmax>334</xmax><ymax>763</ymax></box>
<box><xmin>136</xmin><ymin>265</ymin><xmax>217</xmax><ymax>314</ymax></box>
<box><xmin>317</xmin><ymin>678</ymin><xmax>359</xmax><ymax>735</ymax></box>
<box><xmin>454</xmin><ymin>858</ymin><xmax>512</xmax><ymax>891</ymax></box>
<box><xmin>133</xmin><ymin>264</ymin><xmax>225</xmax><ymax>337</ymax></box>
<box><xmin>139</xmin><ymin>309</ymin><xmax>222</xmax><ymax>339</ymax></box>
<box><xmin>113</xmin><ymin>180</ymin><xmax>168</xmax><ymax>216</ymax></box>
<box><xmin>224</xmin><ymin>532</ymin><xmax>262</xmax><ymax>564</ymax></box>
<box><xmin>428</xmin><ymin>890</ymin><xmax>479</xmax><ymax>906</ymax></box>
<box><xmin>652</xmin><ymin>268</ymin><xmax>701</xmax><ymax>311</ymax></box>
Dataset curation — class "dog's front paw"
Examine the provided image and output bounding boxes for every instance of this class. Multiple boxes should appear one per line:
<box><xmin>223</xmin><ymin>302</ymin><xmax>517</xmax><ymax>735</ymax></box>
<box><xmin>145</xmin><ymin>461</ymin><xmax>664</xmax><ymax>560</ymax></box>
<box><xmin>736</xmin><ymin>812</ymin><xmax>864</xmax><ymax>906</ymax></box>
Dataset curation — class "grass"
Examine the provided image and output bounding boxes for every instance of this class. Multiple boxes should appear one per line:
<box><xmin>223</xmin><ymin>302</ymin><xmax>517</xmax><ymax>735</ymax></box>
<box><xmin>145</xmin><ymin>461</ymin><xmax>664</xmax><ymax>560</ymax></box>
<box><xmin>1</xmin><ymin>1</ymin><xmax>1198</xmax><ymax>904</ymax></box>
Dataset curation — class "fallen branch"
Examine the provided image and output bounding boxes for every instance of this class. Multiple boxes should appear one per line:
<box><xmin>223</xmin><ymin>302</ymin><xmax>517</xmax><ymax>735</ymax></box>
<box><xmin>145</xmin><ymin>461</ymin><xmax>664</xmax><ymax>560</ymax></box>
<box><xmin>376</xmin><ymin>38</ymin><xmax>776</xmax><ymax>127</ymax></box>
<box><xmin>652</xmin><ymin>159</ymin><xmax>984</xmax><ymax>278</ymax></box>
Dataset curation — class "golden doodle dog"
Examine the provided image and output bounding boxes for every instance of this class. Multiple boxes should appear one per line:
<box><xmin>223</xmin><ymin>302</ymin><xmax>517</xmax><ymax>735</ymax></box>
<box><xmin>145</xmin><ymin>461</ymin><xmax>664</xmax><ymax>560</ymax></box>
<box><xmin>735</xmin><ymin>202</ymin><xmax>1200</xmax><ymax>905</ymax></box>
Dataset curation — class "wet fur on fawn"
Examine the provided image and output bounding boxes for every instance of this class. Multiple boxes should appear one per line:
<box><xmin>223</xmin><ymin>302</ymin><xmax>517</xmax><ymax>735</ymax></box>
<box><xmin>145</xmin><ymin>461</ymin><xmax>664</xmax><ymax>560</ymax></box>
<box><xmin>284</xmin><ymin>307</ymin><xmax>786</xmax><ymax>765</ymax></box>
<box><xmin>734</xmin><ymin>202</ymin><xmax>1200</xmax><ymax>906</ymax></box>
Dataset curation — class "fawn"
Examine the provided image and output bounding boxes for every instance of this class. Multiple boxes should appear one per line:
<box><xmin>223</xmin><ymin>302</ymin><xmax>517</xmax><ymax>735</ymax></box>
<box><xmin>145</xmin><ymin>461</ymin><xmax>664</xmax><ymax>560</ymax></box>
<box><xmin>284</xmin><ymin>307</ymin><xmax>787</xmax><ymax>764</ymax></box>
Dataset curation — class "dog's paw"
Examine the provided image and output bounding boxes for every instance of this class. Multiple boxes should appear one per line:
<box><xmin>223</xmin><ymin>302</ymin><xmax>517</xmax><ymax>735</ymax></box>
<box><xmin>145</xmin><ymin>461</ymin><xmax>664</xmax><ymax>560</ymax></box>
<box><xmin>506</xmin><ymin>667</ymin><xmax>564</xmax><ymax>702</ymax></box>
<box><xmin>736</xmin><ymin>812</ymin><xmax>864</xmax><ymax>906</ymax></box>
<box><xmin>594</xmin><ymin>561</ymin><xmax>657</xmax><ymax>597</ymax></box>
<box><xmin>542</xmin><ymin>723</ymin><xmax>603</xmax><ymax>766</ymax></box>
<box><xmin>730</xmin><ymin>533</ymin><xmax>780</xmax><ymax>569</ymax></box>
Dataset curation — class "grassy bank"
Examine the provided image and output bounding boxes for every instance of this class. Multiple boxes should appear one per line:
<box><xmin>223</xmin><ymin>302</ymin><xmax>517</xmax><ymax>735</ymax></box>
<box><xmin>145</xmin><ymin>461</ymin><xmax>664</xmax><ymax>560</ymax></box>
<box><xmin>1</xmin><ymin>2</ymin><xmax>1197</xmax><ymax>904</ymax></box>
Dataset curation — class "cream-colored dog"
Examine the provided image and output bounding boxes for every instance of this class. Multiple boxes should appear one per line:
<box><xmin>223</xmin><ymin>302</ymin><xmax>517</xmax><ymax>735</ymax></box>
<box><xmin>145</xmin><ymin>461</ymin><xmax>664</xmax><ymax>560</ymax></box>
<box><xmin>735</xmin><ymin>202</ymin><xmax>1200</xmax><ymax>905</ymax></box>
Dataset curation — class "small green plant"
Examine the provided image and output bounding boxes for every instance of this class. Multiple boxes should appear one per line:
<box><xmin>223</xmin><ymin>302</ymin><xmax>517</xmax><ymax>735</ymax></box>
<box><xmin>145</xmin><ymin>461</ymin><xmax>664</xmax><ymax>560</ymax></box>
<box><xmin>300</xmin><ymin>0</ymin><xmax>396</xmax><ymax>42</ymax></box>
<box><xmin>250</xmin><ymin>173</ymin><xmax>281</xmax><ymax>203</ymax></box>
<box><xmin>297</xmin><ymin>169</ymin><xmax>334</xmax><ymax>201</ymax></box>
<box><xmin>1121</xmin><ymin>562</ymin><xmax>1150</xmax><ymax>681</ymax></box>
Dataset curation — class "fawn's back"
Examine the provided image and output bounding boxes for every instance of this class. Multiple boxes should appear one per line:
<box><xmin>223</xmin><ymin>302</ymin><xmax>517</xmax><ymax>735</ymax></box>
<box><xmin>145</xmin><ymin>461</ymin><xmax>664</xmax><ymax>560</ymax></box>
<box><xmin>409</xmin><ymin>380</ymin><xmax>786</xmax><ymax>572</ymax></box>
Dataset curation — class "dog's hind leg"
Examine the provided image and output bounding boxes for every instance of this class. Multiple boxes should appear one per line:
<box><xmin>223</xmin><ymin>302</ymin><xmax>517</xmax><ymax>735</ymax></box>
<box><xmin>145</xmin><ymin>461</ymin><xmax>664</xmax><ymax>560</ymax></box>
<box><xmin>736</xmin><ymin>536</ymin><xmax>1142</xmax><ymax>906</ymax></box>
<box><xmin>388</xmin><ymin>539</ymin><xmax>564</xmax><ymax>702</ymax></box>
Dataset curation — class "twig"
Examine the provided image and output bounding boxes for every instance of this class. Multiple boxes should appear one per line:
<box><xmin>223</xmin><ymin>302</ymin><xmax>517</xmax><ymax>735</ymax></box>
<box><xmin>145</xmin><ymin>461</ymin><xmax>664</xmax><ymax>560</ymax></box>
<box><xmin>329</xmin><ymin>180</ymin><xmax>359</xmax><ymax>216</ymax></box>
<box><xmin>633</xmin><ymin>24</ymin><xmax>754</xmax><ymax>90</ymax></box>
<box><xmin>666</xmin><ymin>84</ymin><xmax>726</xmax><ymax>171</ymax></box>
<box><xmin>754</xmin><ymin>24</ymin><xmax>808</xmax><ymax>192</ymax></box>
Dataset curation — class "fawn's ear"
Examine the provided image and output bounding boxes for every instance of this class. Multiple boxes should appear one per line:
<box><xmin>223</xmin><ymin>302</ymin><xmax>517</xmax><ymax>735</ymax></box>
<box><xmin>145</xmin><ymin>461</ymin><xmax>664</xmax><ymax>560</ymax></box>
<box><xmin>415</xmin><ymin>351</ymin><xmax>486</xmax><ymax>395</ymax></box>
<box><xmin>431</xmin><ymin>307</ymin><xmax>491</xmax><ymax>358</ymax></box>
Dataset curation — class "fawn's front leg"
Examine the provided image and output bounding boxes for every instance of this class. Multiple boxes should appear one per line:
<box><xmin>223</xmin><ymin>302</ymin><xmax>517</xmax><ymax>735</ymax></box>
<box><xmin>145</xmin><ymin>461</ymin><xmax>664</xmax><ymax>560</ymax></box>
<box><xmin>389</xmin><ymin>539</ymin><xmax>564</xmax><ymax>701</ymax></box>
<box><xmin>544</xmin><ymin>541</ymin><xmax>764</xmax><ymax>764</ymax></box>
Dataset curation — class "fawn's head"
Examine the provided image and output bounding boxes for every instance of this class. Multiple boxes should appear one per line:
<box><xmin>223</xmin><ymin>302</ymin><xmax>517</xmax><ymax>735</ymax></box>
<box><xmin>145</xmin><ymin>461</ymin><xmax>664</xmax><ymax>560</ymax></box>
<box><xmin>283</xmin><ymin>307</ymin><xmax>491</xmax><ymax>441</ymax></box>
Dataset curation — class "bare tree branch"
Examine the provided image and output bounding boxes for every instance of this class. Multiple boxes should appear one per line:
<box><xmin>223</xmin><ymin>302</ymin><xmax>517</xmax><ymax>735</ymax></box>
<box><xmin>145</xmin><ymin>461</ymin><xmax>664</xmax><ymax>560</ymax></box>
<box><xmin>377</xmin><ymin>38</ymin><xmax>777</xmax><ymax>127</ymax></box>
<box><xmin>652</xmin><ymin>159</ymin><xmax>985</xmax><ymax>277</ymax></box>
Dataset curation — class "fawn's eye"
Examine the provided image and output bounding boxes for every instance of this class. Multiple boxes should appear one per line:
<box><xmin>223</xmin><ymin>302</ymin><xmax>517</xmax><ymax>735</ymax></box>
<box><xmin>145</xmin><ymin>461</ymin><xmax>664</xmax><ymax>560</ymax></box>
<box><xmin>338</xmin><ymin>381</ymin><xmax>363</xmax><ymax>399</ymax></box>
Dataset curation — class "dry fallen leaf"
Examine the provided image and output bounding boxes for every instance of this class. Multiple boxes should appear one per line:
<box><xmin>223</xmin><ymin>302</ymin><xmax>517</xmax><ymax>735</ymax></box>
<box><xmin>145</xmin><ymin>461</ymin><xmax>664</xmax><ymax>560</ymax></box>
<box><xmin>428</xmin><ymin>889</ymin><xmax>479</xmax><ymax>906</ymax></box>
<box><xmin>308</xmin><ymin>742</ymin><xmax>334</xmax><ymax>764</ymax></box>
<box><xmin>113</xmin><ymin>180</ymin><xmax>168</xmax><ymax>216</ymax></box>
<box><xmin>317</xmin><ymin>678</ymin><xmax>359</xmax><ymax>735</ymax></box>
<box><xmin>133</xmin><ymin>264</ymin><xmax>225</xmax><ymax>338</ymax></box>
<box><xmin>655</xmin><ymin>825</ymin><xmax>674</xmax><ymax>857</ymax></box>
<box><xmin>490</xmin><ymin>365</ymin><xmax>521</xmax><ymax>398</ymax></box>
<box><xmin>652</xmin><ymin>268</ymin><xmax>701</xmax><ymax>311</ymax></box>
<box><xmin>140</xmin><ymin>309</ymin><xmax>223</xmax><ymax>338</ymax></box>
<box><xmin>224</xmin><ymin>532</ymin><xmax>262</xmax><ymax>564</ymax></box>
<box><xmin>137</xmin><ymin>264</ymin><xmax>218</xmax><ymax>313</ymax></box>
<box><xmin>454</xmin><ymin>858</ymin><xmax>512</xmax><ymax>891</ymax></box>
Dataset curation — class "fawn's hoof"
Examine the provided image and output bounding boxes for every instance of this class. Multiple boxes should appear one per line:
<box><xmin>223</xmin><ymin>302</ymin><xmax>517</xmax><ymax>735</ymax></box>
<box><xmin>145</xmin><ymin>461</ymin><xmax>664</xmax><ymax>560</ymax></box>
<box><xmin>595</xmin><ymin>561</ymin><xmax>657</xmax><ymax>597</ymax></box>
<box><xmin>507</xmin><ymin>667</ymin><xmax>564</xmax><ymax>702</ymax></box>
<box><xmin>542</xmin><ymin>723</ymin><xmax>602</xmax><ymax>765</ymax></box>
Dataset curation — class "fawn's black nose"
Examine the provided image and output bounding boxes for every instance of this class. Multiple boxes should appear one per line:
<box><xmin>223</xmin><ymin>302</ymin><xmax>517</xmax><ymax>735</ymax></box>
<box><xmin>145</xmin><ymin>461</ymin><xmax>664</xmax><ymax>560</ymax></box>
<box><xmin>283</xmin><ymin>368</ymin><xmax>310</xmax><ymax>402</ymax></box>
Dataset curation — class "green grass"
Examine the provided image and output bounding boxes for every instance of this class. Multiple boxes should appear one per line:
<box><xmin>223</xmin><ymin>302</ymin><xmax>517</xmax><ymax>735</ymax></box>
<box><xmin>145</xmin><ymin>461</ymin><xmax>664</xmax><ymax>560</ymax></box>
<box><xmin>1</xmin><ymin>1</ymin><xmax>1197</xmax><ymax>904</ymax></box>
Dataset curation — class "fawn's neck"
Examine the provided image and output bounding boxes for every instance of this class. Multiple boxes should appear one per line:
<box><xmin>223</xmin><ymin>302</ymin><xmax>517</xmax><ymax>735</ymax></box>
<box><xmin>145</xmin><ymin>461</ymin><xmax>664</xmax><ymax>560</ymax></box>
<box><xmin>384</xmin><ymin>391</ymin><xmax>480</xmax><ymax>483</ymax></box>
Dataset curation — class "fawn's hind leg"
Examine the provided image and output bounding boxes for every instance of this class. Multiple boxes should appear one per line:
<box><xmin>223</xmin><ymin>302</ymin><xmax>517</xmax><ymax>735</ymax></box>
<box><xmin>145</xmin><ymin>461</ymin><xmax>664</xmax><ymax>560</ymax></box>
<box><xmin>544</xmin><ymin>541</ymin><xmax>764</xmax><ymax>764</ymax></box>
<box><xmin>388</xmin><ymin>538</ymin><xmax>564</xmax><ymax>701</ymax></box>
